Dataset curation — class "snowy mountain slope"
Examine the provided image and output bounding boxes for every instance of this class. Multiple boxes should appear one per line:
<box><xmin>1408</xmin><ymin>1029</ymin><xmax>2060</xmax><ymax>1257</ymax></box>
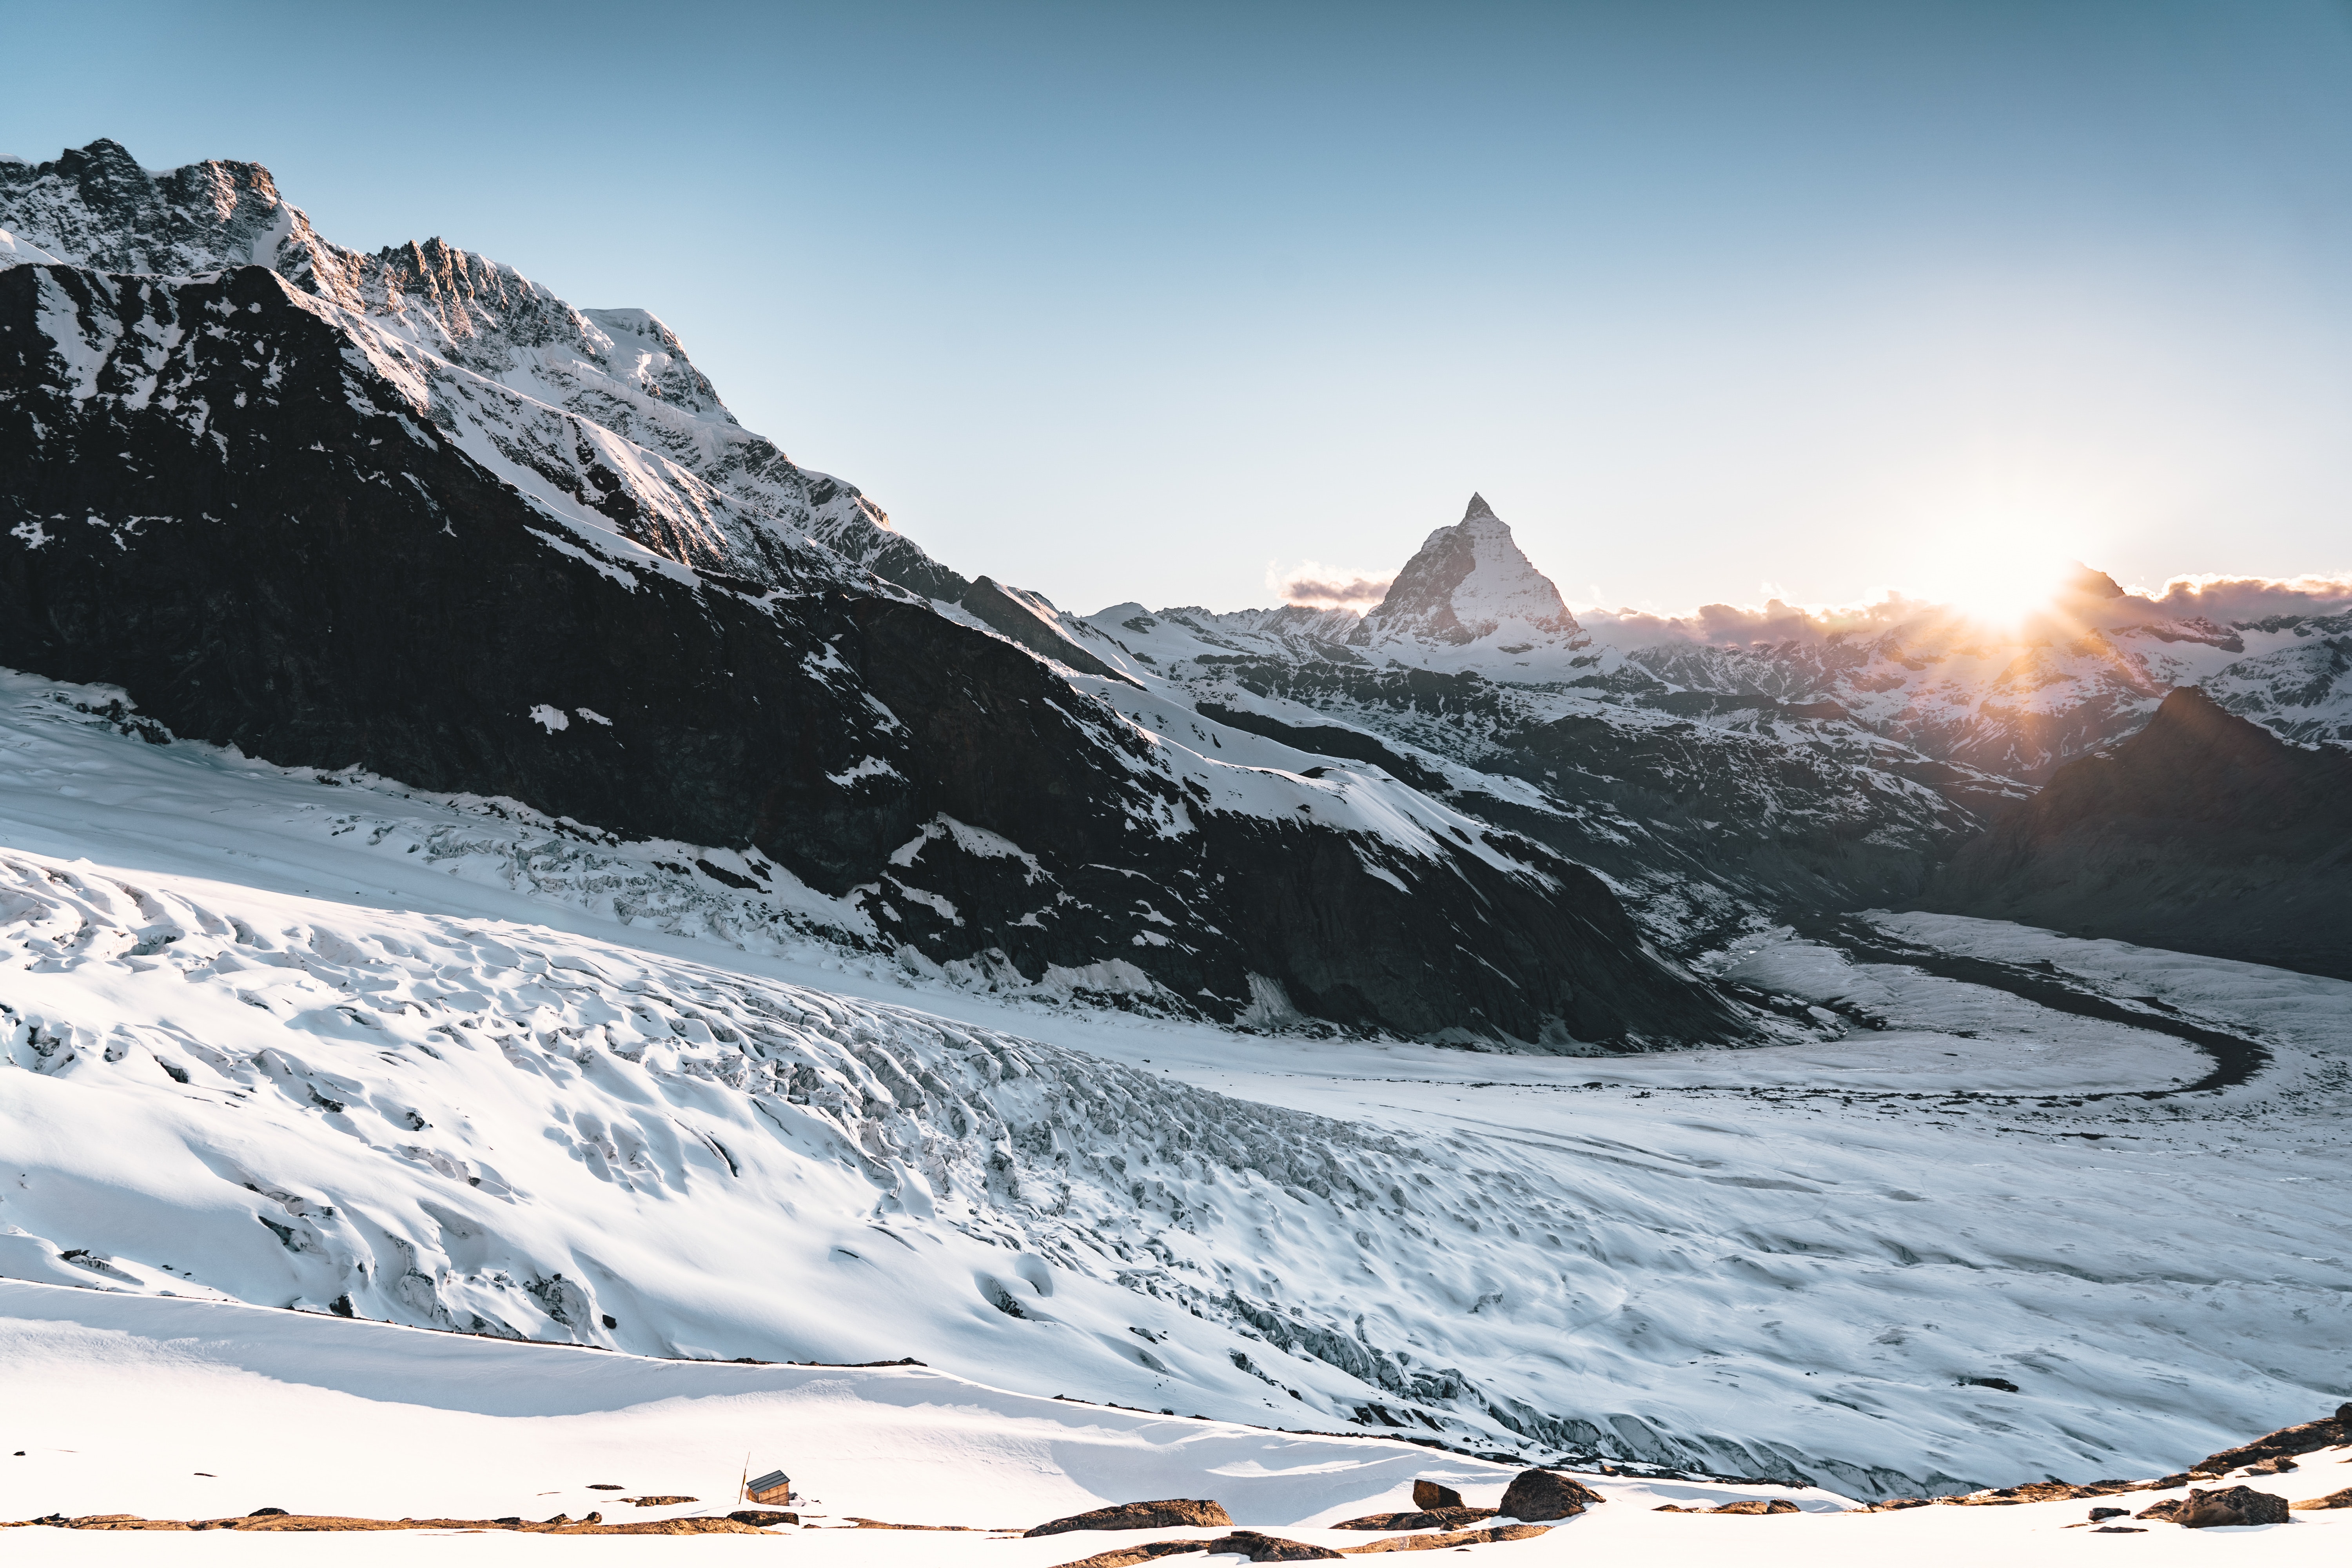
<box><xmin>2198</xmin><ymin>610</ymin><xmax>2352</xmax><ymax>747</ymax></box>
<box><xmin>0</xmin><ymin>138</ymin><xmax>1131</xmax><ymax>687</ymax></box>
<box><xmin>2</xmin><ymin>684</ymin><xmax>2349</xmax><ymax>1499</ymax></box>
<box><xmin>0</xmin><ymin>138</ymin><xmax>886</xmax><ymax>592</ymax></box>
<box><xmin>1346</xmin><ymin>493</ymin><xmax>1595</xmax><ymax>678</ymax></box>
<box><xmin>0</xmin><ymin>1279</ymin><xmax>1540</xmax><ymax>1532</ymax></box>
<box><xmin>0</xmin><ymin>154</ymin><xmax>1743</xmax><ymax>1046</ymax></box>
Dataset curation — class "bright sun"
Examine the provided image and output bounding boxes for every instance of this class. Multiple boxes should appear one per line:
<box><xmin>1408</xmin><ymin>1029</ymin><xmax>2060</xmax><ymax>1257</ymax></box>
<box><xmin>1919</xmin><ymin>524</ymin><xmax>2082</xmax><ymax>629</ymax></box>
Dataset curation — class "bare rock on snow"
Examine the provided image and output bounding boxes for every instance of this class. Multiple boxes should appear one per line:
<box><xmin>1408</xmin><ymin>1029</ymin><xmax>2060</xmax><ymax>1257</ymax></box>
<box><xmin>1331</xmin><ymin>1507</ymin><xmax>1496</xmax><ymax>1531</ymax></box>
<box><xmin>2138</xmin><ymin>1486</ymin><xmax>2290</xmax><ymax>1527</ymax></box>
<box><xmin>1709</xmin><ymin>1498</ymin><xmax>1801</xmax><ymax>1515</ymax></box>
<box><xmin>1045</xmin><ymin>1543</ymin><xmax>1216</xmax><ymax>1568</ymax></box>
<box><xmin>2292</xmin><ymin>1488</ymin><xmax>2352</xmax><ymax>1511</ymax></box>
<box><xmin>1410</xmin><ymin>1481</ymin><xmax>1465</xmax><ymax>1511</ymax></box>
<box><xmin>1026</xmin><ymin>1499</ymin><xmax>1234</xmax><ymax>1537</ymax></box>
<box><xmin>1338</xmin><ymin>1524</ymin><xmax>1551</xmax><ymax>1553</ymax></box>
<box><xmin>1497</xmin><ymin>1468</ymin><xmax>1602</xmax><ymax>1521</ymax></box>
<box><xmin>1201</xmin><ymin>1531</ymin><xmax>1342</xmax><ymax>1561</ymax></box>
<box><xmin>726</xmin><ymin>1510</ymin><xmax>800</xmax><ymax>1526</ymax></box>
<box><xmin>2196</xmin><ymin>1403</ymin><xmax>2352</xmax><ymax>1476</ymax></box>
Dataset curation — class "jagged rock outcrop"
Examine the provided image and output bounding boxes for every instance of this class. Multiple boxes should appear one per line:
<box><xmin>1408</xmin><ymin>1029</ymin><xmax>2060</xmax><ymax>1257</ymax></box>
<box><xmin>1497</xmin><ymin>1468</ymin><xmax>1602</xmax><ymax>1521</ymax></box>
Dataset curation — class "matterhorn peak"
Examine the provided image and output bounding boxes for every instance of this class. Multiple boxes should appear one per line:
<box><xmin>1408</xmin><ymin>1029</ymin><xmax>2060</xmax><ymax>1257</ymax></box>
<box><xmin>1351</xmin><ymin>494</ymin><xmax>1584</xmax><ymax>671</ymax></box>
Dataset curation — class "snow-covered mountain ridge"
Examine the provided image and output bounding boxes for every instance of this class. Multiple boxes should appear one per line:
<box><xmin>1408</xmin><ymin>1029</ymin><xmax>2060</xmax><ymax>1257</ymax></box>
<box><xmin>1037</xmin><ymin>496</ymin><xmax>2349</xmax><ymax>957</ymax></box>
<box><xmin>1088</xmin><ymin>506</ymin><xmax>2346</xmax><ymax>782</ymax></box>
<box><xmin>0</xmin><ymin>137</ymin><xmax>906</xmax><ymax>592</ymax></box>
<box><xmin>0</xmin><ymin>139</ymin><xmax>1742</xmax><ymax>1045</ymax></box>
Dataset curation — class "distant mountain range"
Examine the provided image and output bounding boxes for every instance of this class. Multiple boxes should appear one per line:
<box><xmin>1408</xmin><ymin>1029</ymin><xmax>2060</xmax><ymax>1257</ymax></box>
<box><xmin>5</xmin><ymin>139</ymin><xmax>2347</xmax><ymax>1007</ymax></box>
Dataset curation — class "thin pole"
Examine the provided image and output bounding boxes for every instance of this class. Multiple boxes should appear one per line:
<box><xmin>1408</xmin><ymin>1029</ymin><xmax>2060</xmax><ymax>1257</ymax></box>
<box><xmin>739</xmin><ymin>1452</ymin><xmax>751</xmax><ymax>1504</ymax></box>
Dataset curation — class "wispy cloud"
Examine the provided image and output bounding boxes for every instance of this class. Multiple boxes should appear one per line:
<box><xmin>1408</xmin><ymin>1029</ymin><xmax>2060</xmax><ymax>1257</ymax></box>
<box><xmin>1268</xmin><ymin>560</ymin><xmax>1393</xmax><ymax>608</ymax></box>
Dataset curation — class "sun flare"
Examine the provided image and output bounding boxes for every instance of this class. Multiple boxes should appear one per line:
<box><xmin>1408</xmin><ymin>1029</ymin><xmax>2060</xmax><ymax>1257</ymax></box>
<box><xmin>1941</xmin><ymin>558</ymin><xmax>2077</xmax><ymax>628</ymax></box>
<box><xmin>1914</xmin><ymin>514</ymin><xmax>2087</xmax><ymax>630</ymax></box>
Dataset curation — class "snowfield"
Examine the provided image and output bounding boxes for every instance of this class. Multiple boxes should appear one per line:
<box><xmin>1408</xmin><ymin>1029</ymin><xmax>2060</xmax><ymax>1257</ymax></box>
<box><xmin>0</xmin><ymin>668</ymin><xmax>2347</xmax><ymax>1526</ymax></box>
<box><xmin>1</xmin><ymin>1282</ymin><xmax>2346</xmax><ymax>1564</ymax></box>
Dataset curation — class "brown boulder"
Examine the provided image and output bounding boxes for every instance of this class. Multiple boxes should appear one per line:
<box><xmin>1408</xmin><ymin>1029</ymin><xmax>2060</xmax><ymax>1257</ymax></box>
<box><xmin>1710</xmin><ymin>1499</ymin><xmax>1800</xmax><ymax>1515</ymax></box>
<box><xmin>1410</xmin><ymin>1481</ymin><xmax>1464</xmax><ymax>1511</ymax></box>
<box><xmin>726</xmin><ymin>1510</ymin><xmax>799</xmax><ymax>1526</ymax></box>
<box><xmin>2141</xmin><ymin>1487</ymin><xmax>2290</xmax><ymax>1528</ymax></box>
<box><xmin>2292</xmin><ymin>1488</ymin><xmax>2352</xmax><ymax>1511</ymax></box>
<box><xmin>1498</xmin><ymin>1468</ymin><xmax>1602</xmax><ymax>1522</ymax></box>
<box><xmin>2177</xmin><ymin>1487</ymin><xmax>2291</xmax><ymax>1528</ymax></box>
<box><xmin>1027</xmin><ymin>1499</ymin><xmax>1235</xmax><ymax>1538</ymax></box>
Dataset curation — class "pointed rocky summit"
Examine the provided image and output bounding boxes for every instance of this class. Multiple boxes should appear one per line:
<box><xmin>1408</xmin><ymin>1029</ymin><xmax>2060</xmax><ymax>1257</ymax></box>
<box><xmin>1356</xmin><ymin>494</ymin><xmax>1581</xmax><ymax>648</ymax></box>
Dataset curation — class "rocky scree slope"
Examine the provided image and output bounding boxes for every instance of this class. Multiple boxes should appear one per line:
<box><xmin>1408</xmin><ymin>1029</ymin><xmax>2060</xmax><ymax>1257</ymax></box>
<box><xmin>0</xmin><ymin>141</ymin><xmax>1739</xmax><ymax>1047</ymax></box>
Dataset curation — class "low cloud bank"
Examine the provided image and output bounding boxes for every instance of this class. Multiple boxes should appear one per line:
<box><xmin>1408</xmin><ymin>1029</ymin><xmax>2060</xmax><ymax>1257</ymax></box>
<box><xmin>1579</xmin><ymin>570</ymin><xmax>2352</xmax><ymax>651</ymax></box>
<box><xmin>1271</xmin><ymin>561</ymin><xmax>1393</xmax><ymax>609</ymax></box>
<box><xmin>2132</xmin><ymin>572</ymin><xmax>2352</xmax><ymax>622</ymax></box>
<box><xmin>1581</xmin><ymin>594</ymin><xmax>1936</xmax><ymax>650</ymax></box>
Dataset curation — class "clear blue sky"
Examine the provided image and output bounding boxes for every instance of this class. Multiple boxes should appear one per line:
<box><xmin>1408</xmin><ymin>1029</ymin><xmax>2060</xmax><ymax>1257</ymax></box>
<box><xmin>10</xmin><ymin>1</ymin><xmax>2352</xmax><ymax>615</ymax></box>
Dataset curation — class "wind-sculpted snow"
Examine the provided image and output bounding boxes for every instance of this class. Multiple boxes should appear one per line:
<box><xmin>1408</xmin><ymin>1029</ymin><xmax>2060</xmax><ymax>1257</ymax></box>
<box><xmin>0</xmin><ymin>838</ymin><xmax>1754</xmax><ymax>1479</ymax></box>
<box><xmin>0</xmin><ymin>839</ymin><xmax>1425</xmax><ymax>1376</ymax></box>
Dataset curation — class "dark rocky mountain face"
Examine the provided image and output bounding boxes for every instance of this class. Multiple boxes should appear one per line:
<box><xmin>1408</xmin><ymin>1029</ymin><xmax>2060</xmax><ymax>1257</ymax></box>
<box><xmin>1928</xmin><ymin>688</ymin><xmax>2352</xmax><ymax>979</ymax></box>
<box><xmin>0</xmin><ymin>159</ymin><xmax>1749</xmax><ymax>1048</ymax></box>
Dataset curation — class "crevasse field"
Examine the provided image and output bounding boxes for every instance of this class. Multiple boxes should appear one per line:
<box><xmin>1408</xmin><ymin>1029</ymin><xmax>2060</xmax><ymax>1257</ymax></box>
<box><xmin>2</xmin><ymin>671</ymin><xmax>2347</xmax><ymax>1563</ymax></box>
